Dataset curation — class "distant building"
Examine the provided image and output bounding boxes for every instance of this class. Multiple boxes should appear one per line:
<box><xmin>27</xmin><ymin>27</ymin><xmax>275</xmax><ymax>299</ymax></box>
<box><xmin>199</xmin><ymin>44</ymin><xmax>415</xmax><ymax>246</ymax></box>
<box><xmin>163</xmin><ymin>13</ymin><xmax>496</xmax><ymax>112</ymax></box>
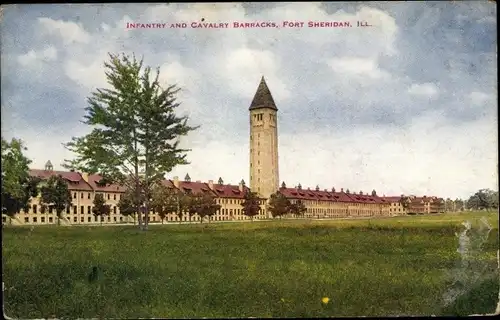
<box><xmin>381</xmin><ymin>195</ymin><xmax>445</xmax><ymax>215</ymax></box>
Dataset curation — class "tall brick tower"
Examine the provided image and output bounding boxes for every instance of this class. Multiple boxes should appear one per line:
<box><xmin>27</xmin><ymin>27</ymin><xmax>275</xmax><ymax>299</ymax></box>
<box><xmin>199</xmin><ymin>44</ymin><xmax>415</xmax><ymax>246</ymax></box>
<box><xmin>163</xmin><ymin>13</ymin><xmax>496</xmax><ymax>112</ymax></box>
<box><xmin>249</xmin><ymin>76</ymin><xmax>279</xmax><ymax>199</ymax></box>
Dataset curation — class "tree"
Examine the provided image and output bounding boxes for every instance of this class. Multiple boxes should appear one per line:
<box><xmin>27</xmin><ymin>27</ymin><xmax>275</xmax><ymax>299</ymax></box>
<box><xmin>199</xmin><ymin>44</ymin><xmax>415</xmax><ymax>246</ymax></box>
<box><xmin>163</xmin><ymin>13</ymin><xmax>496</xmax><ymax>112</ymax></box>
<box><xmin>117</xmin><ymin>188</ymin><xmax>140</xmax><ymax>224</ymax></box>
<box><xmin>39</xmin><ymin>175</ymin><xmax>72</xmax><ymax>226</ymax></box>
<box><xmin>399</xmin><ymin>195</ymin><xmax>411</xmax><ymax>213</ymax></box>
<box><xmin>92</xmin><ymin>193</ymin><xmax>111</xmax><ymax>225</ymax></box>
<box><xmin>267</xmin><ymin>191</ymin><xmax>291</xmax><ymax>219</ymax></box>
<box><xmin>1</xmin><ymin>138</ymin><xmax>39</xmax><ymax>224</ymax></box>
<box><xmin>150</xmin><ymin>183</ymin><xmax>178</xmax><ymax>224</ymax></box>
<box><xmin>196</xmin><ymin>194</ymin><xmax>221</xmax><ymax>223</ymax></box>
<box><xmin>185</xmin><ymin>193</ymin><xmax>202</xmax><ymax>222</ymax></box>
<box><xmin>445</xmin><ymin>198</ymin><xmax>454</xmax><ymax>212</ymax></box>
<box><xmin>63</xmin><ymin>53</ymin><xmax>199</xmax><ymax>231</ymax></box>
<box><xmin>467</xmin><ymin>189</ymin><xmax>498</xmax><ymax>211</ymax></box>
<box><xmin>241</xmin><ymin>191</ymin><xmax>261</xmax><ymax>221</ymax></box>
<box><xmin>174</xmin><ymin>192</ymin><xmax>192</xmax><ymax>223</ymax></box>
<box><xmin>454</xmin><ymin>198</ymin><xmax>464</xmax><ymax>212</ymax></box>
<box><xmin>290</xmin><ymin>199</ymin><xmax>307</xmax><ymax>218</ymax></box>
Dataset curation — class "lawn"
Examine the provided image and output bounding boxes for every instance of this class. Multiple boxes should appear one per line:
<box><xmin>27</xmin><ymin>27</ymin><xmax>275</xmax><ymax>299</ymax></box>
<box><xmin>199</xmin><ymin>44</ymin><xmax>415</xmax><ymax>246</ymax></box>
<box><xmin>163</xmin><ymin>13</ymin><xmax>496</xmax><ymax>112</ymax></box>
<box><xmin>2</xmin><ymin>211</ymin><xmax>499</xmax><ymax>318</ymax></box>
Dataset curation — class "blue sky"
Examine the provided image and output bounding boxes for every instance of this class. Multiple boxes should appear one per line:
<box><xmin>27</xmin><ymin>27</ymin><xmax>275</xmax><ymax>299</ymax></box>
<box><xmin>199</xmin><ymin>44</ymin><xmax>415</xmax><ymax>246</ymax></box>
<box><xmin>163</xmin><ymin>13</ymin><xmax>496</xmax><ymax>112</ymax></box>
<box><xmin>1</xmin><ymin>2</ymin><xmax>497</xmax><ymax>199</ymax></box>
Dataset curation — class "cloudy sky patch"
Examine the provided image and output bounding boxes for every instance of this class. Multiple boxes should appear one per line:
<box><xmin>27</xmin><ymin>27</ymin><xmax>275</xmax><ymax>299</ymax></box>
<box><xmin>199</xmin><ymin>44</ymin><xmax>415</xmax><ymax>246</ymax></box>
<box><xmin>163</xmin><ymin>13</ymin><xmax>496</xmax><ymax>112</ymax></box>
<box><xmin>1</xmin><ymin>2</ymin><xmax>497</xmax><ymax>199</ymax></box>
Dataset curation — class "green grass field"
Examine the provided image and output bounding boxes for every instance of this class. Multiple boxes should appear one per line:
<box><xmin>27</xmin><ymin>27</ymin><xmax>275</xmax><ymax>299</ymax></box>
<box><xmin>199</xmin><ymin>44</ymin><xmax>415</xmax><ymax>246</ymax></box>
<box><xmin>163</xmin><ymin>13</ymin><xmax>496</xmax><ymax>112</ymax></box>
<box><xmin>2</xmin><ymin>212</ymin><xmax>499</xmax><ymax>318</ymax></box>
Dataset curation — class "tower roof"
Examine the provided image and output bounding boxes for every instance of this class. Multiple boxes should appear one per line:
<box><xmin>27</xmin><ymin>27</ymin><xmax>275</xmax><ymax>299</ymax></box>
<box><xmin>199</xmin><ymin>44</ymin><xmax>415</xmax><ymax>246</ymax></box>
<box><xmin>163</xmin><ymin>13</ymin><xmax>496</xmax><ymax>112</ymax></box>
<box><xmin>249</xmin><ymin>76</ymin><xmax>278</xmax><ymax>111</ymax></box>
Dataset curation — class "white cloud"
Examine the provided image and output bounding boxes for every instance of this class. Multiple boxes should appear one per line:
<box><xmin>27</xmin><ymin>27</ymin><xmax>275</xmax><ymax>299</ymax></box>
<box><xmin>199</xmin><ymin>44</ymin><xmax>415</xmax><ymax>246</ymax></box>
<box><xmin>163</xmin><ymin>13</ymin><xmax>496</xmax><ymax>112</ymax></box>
<box><xmin>328</xmin><ymin>57</ymin><xmax>391</xmax><ymax>80</ymax></box>
<box><xmin>17</xmin><ymin>46</ymin><xmax>58</xmax><ymax>67</ymax></box>
<box><xmin>222</xmin><ymin>48</ymin><xmax>290</xmax><ymax>100</ymax></box>
<box><xmin>38</xmin><ymin>17</ymin><xmax>91</xmax><ymax>44</ymax></box>
<box><xmin>408</xmin><ymin>83</ymin><xmax>439</xmax><ymax>98</ymax></box>
<box><xmin>468</xmin><ymin>91</ymin><xmax>494</xmax><ymax>106</ymax></box>
<box><xmin>159</xmin><ymin>59</ymin><xmax>200</xmax><ymax>90</ymax></box>
<box><xmin>275</xmin><ymin>115</ymin><xmax>497</xmax><ymax>199</ymax></box>
<box><xmin>64</xmin><ymin>53</ymin><xmax>110</xmax><ymax>92</ymax></box>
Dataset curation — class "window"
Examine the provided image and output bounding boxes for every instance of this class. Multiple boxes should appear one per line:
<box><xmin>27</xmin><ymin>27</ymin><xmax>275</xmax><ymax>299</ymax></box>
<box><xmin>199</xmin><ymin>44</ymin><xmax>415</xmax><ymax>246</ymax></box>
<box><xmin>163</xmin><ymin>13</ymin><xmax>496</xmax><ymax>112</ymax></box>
<box><xmin>114</xmin><ymin>217</ymin><xmax>117</xmax><ymax>222</ymax></box>
<box><xmin>73</xmin><ymin>193</ymin><xmax>77</xmax><ymax>199</ymax></box>
<box><xmin>66</xmin><ymin>206</ymin><xmax>70</xmax><ymax>214</ymax></box>
<box><xmin>88</xmin><ymin>217</ymin><xmax>91</xmax><ymax>222</ymax></box>
<box><xmin>25</xmin><ymin>217</ymin><xmax>29</xmax><ymax>223</ymax></box>
<box><xmin>33</xmin><ymin>204</ymin><xmax>37</xmax><ymax>214</ymax></box>
<box><xmin>120</xmin><ymin>217</ymin><xmax>123</xmax><ymax>222</ymax></box>
<box><xmin>114</xmin><ymin>194</ymin><xmax>116</xmax><ymax>200</ymax></box>
<box><xmin>33</xmin><ymin>217</ymin><xmax>37</xmax><ymax>223</ymax></box>
<box><xmin>80</xmin><ymin>206</ymin><xmax>84</xmax><ymax>214</ymax></box>
<box><xmin>73</xmin><ymin>217</ymin><xmax>77</xmax><ymax>222</ymax></box>
<box><xmin>107</xmin><ymin>194</ymin><xmax>110</xmax><ymax>200</ymax></box>
<box><xmin>41</xmin><ymin>217</ymin><xmax>46</xmax><ymax>223</ymax></box>
<box><xmin>81</xmin><ymin>193</ymin><xmax>83</xmax><ymax>199</ymax></box>
<box><xmin>113</xmin><ymin>206</ymin><xmax>117</xmax><ymax>214</ymax></box>
<box><xmin>87</xmin><ymin>206</ymin><xmax>91</xmax><ymax>214</ymax></box>
<box><xmin>73</xmin><ymin>206</ymin><xmax>77</xmax><ymax>214</ymax></box>
<box><xmin>88</xmin><ymin>193</ymin><xmax>91</xmax><ymax>199</ymax></box>
<box><xmin>258</xmin><ymin>169</ymin><xmax>260</xmax><ymax>174</ymax></box>
<box><xmin>80</xmin><ymin>217</ymin><xmax>84</xmax><ymax>222</ymax></box>
<box><xmin>258</xmin><ymin>160</ymin><xmax>260</xmax><ymax>165</ymax></box>
<box><xmin>95</xmin><ymin>216</ymin><xmax>98</xmax><ymax>222</ymax></box>
<box><xmin>49</xmin><ymin>217</ymin><xmax>53</xmax><ymax>223</ymax></box>
<box><xmin>41</xmin><ymin>206</ymin><xmax>46</xmax><ymax>214</ymax></box>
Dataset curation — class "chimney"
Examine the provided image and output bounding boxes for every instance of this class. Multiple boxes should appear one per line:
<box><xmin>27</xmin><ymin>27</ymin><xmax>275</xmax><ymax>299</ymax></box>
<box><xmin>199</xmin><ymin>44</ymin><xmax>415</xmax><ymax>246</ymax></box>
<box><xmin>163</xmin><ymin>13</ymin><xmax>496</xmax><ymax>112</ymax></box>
<box><xmin>239</xmin><ymin>181</ymin><xmax>244</xmax><ymax>192</ymax></box>
<box><xmin>81</xmin><ymin>172</ymin><xmax>89</xmax><ymax>182</ymax></box>
<box><xmin>173</xmin><ymin>176</ymin><xmax>180</xmax><ymax>188</ymax></box>
<box><xmin>341</xmin><ymin>188</ymin><xmax>344</xmax><ymax>192</ymax></box>
<box><xmin>208</xmin><ymin>180</ymin><xmax>214</xmax><ymax>190</ymax></box>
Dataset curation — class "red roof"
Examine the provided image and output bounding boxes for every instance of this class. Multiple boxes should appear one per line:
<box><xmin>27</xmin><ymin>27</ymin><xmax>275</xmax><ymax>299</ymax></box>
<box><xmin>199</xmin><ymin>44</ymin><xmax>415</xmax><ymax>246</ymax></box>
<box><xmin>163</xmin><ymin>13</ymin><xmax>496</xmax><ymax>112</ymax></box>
<box><xmin>210</xmin><ymin>183</ymin><xmax>250</xmax><ymax>199</ymax></box>
<box><xmin>29</xmin><ymin>169</ymin><xmax>93</xmax><ymax>191</ymax></box>
<box><xmin>382</xmin><ymin>196</ymin><xmax>402</xmax><ymax>202</ymax></box>
<box><xmin>172</xmin><ymin>180</ymin><xmax>218</xmax><ymax>197</ymax></box>
<box><xmin>87</xmin><ymin>174</ymin><xmax>126</xmax><ymax>193</ymax></box>
<box><xmin>279</xmin><ymin>187</ymin><xmax>388</xmax><ymax>204</ymax></box>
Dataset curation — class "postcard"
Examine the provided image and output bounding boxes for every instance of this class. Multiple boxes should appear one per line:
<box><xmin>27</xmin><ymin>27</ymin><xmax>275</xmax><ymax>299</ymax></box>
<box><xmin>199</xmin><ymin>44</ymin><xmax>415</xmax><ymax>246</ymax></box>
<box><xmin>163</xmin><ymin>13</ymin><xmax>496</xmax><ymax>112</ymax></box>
<box><xmin>1</xmin><ymin>2</ymin><xmax>498</xmax><ymax>319</ymax></box>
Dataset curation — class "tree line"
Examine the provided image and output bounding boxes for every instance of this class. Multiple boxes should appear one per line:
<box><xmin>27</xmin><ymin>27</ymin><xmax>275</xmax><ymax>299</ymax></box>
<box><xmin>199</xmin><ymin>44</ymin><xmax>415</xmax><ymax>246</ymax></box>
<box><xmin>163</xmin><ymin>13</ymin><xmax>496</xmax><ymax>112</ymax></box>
<box><xmin>398</xmin><ymin>189</ymin><xmax>499</xmax><ymax>213</ymax></box>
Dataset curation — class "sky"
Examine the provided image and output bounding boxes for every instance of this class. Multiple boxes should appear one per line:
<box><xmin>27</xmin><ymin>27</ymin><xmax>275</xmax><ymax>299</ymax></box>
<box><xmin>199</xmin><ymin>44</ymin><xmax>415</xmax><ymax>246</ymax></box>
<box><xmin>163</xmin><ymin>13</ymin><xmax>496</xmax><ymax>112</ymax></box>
<box><xmin>1</xmin><ymin>2</ymin><xmax>497</xmax><ymax>200</ymax></box>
